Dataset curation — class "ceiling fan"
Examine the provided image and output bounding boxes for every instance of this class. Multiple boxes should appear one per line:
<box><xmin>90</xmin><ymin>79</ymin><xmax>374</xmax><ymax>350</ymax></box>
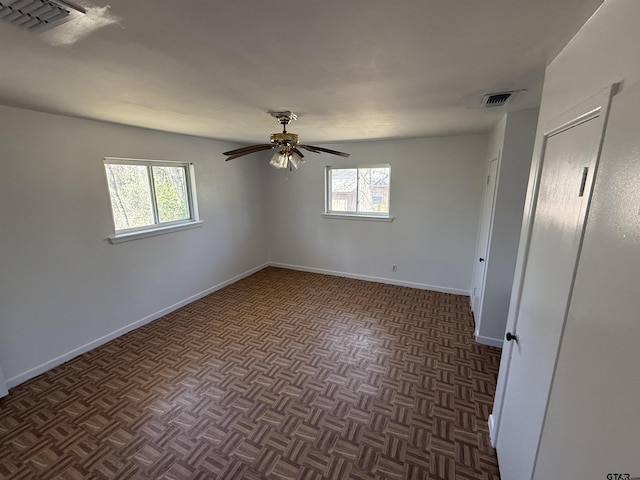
<box><xmin>223</xmin><ymin>111</ymin><xmax>350</xmax><ymax>169</ymax></box>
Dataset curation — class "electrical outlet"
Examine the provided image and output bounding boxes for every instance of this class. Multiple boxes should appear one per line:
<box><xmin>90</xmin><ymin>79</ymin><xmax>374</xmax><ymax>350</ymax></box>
<box><xmin>392</xmin><ymin>264</ymin><xmax>397</xmax><ymax>272</ymax></box>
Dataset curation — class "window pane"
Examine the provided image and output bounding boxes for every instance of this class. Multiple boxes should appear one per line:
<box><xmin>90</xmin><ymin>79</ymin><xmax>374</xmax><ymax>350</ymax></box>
<box><xmin>105</xmin><ymin>164</ymin><xmax>154</xmax><ymax>230</ymax></box>
<box><xmin>358</xmin><ymin>167</ymin><xmax>390</xmax><ymax>213</ymax></box>
<box><xmin>330</xmin><ymin>169</ymin><xmax>357</xmax><ymax>212</ymax></box>
<box><xmin>152</xmin><ymin>166</ymin><xmax>190</xmax><ymax>223</ymax></box>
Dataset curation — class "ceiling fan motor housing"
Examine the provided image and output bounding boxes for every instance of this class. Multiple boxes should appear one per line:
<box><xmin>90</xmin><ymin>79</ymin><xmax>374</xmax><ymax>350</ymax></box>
<box><xmin>270</xmin><ymin>132</ymin><xmax>299</xmax><ymax>151</ymax></box>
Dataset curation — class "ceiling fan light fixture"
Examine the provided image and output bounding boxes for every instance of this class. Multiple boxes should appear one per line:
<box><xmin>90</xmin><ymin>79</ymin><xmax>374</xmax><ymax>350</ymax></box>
<box><xmin>289</xmin><ymin>151</ymin><xmax>304</xmax><ymax>169</ymax></box>
<box><xmin>269</xmin><ymin>151</ymin><xmax>289</xmax><ymax>169</ymax></box>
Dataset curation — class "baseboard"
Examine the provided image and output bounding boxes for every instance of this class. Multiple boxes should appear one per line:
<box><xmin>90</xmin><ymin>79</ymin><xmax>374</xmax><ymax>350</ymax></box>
<box><xmin>269</xmin><ymin>262</ymin><xmax>470</xmax><ymax>296</ymax></box>
<box><xmin>475</xmin><ymin>333</ymin><xmax>504</xmax><ymax>348</ymax></box>
<box><xmin>5</xmin><ymin>262</ymin><xmax>467</xmax><ymax>389</ymax></box>
<box><xmin>488</xmin><ymin>413</ymin><xmax>497</xmax><ymax>448</ymax></box>
<box><xmin>5</xmin><ymin>263</ymin><xmax>269</xmax><ymax>389</ymax></box>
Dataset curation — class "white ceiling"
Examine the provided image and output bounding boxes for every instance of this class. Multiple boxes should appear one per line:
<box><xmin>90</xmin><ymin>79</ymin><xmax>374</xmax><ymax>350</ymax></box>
<box><xmin>0</xmin><ymin>0</ymin><xmax>604</xmax><ymax>144</ymax></box>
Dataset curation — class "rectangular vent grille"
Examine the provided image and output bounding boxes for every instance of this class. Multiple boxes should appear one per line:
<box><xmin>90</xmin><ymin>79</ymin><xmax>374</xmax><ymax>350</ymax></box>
<box><xmin>482</xmin><ymin>92</ymin><xmax>514</xmax><ymax>108</ymax></box>
<box><xmin>0</xmin><ymin>0</ymin><xmax>84</xmax><ymax>33</ymax></box>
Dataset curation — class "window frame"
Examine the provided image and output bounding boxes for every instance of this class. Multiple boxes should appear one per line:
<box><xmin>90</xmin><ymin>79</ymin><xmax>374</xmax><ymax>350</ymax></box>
<box><xmin>104</xmin><ymin>157</ymin><xmax>201</xmax><ymax>243</ymax></box>
<box><xmin>324</xmin><ymin>164</ymin><xmax>392</xmax><ymax>220</ymax></box>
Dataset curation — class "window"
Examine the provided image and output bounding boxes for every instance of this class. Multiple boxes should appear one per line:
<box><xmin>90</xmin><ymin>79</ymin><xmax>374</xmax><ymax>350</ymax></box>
<box><xmin>325</xmin><ymin>165</ymin><xmax>391</xmax><ymax>217</ymax></box>
<box><xmin>104</xmin><ymin>157</ymin><xmax>200</xmax><ymax>242</ymax></box>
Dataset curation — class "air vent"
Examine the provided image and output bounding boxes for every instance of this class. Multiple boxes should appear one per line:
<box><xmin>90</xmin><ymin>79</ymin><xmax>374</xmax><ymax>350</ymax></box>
<box><xmin>482</xmin><ymin>91</ymin><xmax>515</xmax><ymax>108</ymax></box>
<box><xmin>0</xmin><ymin>0</ymin><xmax>85</xmax><ymax>33</ymax></box>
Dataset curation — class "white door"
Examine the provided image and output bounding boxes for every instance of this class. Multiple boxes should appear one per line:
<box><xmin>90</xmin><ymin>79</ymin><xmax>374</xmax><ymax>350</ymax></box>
<box><xmin>471</xmin><ymin>157</ymin><xmax>498</xmax><ymax>326</ymax></box>
<box><xmin>496</xmin><ymin>89</ymin><xmax>613</xmax><ymax>480</ymax></box>
<box><xmin>532</xmin><ymin>80</ymin><xmax>640</xmax><ymax>479</ymax></box>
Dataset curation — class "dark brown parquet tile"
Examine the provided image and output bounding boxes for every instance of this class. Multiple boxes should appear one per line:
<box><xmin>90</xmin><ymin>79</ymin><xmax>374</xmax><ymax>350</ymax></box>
<box><xmin>0</xmin><ymin>267</ymin><xmax>502</xmax><ymax>479</ymax></box>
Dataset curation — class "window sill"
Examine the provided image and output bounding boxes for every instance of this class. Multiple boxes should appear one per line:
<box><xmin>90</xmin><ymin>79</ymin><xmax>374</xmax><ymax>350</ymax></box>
<box><xmin>322</xmin><ymin>214</ymin><xmax>394</xmax><ymax>222</ymax></box>
<box><xmin>108</xmin><ymin>221</ymin><xmax>204</xmax><ymax>244</ymax></box>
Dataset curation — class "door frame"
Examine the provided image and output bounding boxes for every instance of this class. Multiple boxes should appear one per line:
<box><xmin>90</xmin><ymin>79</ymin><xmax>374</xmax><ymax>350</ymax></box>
<box><xmin>471</xmin><ymin>155</ymin><xmax>500</xmax><ymax>322</ymax></box>
<box><xmin>489</xmin><ymin>84</ymin><xmax>618</xmax><ymax>448</ymax></box>
<box><xmin>0</xmin><ymin>365</ymin><xmax>8</xmax><ymax>398</ymax></box>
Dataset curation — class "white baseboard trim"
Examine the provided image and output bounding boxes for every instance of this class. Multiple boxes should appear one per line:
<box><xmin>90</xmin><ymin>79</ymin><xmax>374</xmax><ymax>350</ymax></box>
<box><xmin>488</xmin><ymin>413</ymin><xmax>497</xmax><ymax>448</ymax></box>
<box><xmin>475</xmin><ymin>333</ymin><xmax>504</xmax><ymax>348</ymax></box>
<box><xmin>5</xmin><ymin>263</ymin><xmax>269</xmax><ymax>389</ymax></box>
<box><xmin>5</xmin><ymin>262</ymin><xmax>468</xmax><ymax>389</ymax></box>
<box><xmin>269</xmin><ymin>262</ymin><xmax>470</xmax><ymax>296</ymax></box>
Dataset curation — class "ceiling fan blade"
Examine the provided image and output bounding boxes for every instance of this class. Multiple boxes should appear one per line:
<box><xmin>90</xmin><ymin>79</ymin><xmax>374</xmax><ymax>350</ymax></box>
<box><xmin>292</xmin><ymin>147</ymin><xmax>305</xmax><ymax>158</ymax></box>
<box><xmin>223</xmin><ymin>144</ymin><xmax>273</xmax><ymax>156</ymax></box>
<box><xmin>226</xmin><ymin>152</ymin><xmax>258</xmax><ymax>161</ymax></box>
<box><xmin>299</xmin><ymin>145</ymin><xmax>350</xmax><ymax>157</ymax></box>
<box><xmin>299</xmin><ymin>145</ymin><xmax>321</xmax><ymax>154</ymax></box>
<box><xmin>225</xmin><ymin>145</ymin><xmax>275</xmax><ymax>161</ymax></box>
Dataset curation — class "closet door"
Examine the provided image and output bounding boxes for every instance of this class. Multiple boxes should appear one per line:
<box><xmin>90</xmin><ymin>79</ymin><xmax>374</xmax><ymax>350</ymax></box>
<box><xmin>533</xmin><ymin>80</ymin><xmax>640</xmax><ymax>479</ymax></box>
<box><xmin>471</xmin><ymin>157</ymin><xmax>498</xmax><ymax>323</ymax></box>
<box><xmin>496</xmin><ymin>88</ymin><xmax>613</xmax><ymax>480</ymax></box>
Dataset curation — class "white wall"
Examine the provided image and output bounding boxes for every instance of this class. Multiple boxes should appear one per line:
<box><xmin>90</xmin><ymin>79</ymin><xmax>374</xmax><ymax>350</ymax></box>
<box><xmin>0</xmin><ymin>108</ymin><xmax>490</xmax><ymax>391</ymax></box>
<box><xmin>536</xmin><ymin>0</ymin><xmax>640</xmax><ymax>125</ymax></box>
<box><xmin>475</xmin><ymin>108</ymin><xmax>538</xmax><ymax>346</ymax></box>
<box><xmin>471</xmin><ymin>116</ymin><xmax>505</xmax><ymax>328</ymax></box>
<box><xmin>0</xmin><ymin>105</ymin><xmax>269</xmax><ymax>387</ymax></box>
<box><xmin>534</xmin><ymin>74</ymin><xmax>640</xmax><ymax>480</ymax></box>
<box><xmin>532</xmin><ymin>0</ymin><xmax>640</xmax><ymax>476</ymax></box>
<box><xmin>491</xmin><ymin>0</ymin><xmax>640</xmax><ymax>463</ymax></box>
<box><xmin>268</xmin><ymin>135</ymin><xmax>488</xmax><ymax>294</ymax></box>
<box><xmin>486</xmin><ymin>116</ymin><xmax>507</xmax><ymax>167</ymax></box>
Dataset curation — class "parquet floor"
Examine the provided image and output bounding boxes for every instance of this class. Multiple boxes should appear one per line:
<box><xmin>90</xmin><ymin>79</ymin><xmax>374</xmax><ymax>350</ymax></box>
<box><xmin>0</xmin><ymin>267</ymin><xmax>502</xmax><ymax>479</ymax></box>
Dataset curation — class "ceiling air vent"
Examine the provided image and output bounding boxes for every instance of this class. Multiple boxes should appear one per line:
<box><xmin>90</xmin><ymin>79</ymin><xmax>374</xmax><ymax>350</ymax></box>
<box><xmin>482</xmin><ymin>91</ymin><xmax>515</xmax><ymax>108</ymax></box>
<box><xmin>0</xmin><ymin>0</ymin><xmax>85</xmax><ymax>34</ymax></box>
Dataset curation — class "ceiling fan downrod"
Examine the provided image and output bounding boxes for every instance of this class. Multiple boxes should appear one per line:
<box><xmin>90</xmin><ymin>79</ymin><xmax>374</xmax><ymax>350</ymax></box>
<box><xmin>269</xmin><ymin>111</ymin><xmax>299</xmax><ymax>149</ymax></box>
<box><xmin>270</xmin><ymin>111</ymin><xmax>297</xmax><ymax>134</ymax></box>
